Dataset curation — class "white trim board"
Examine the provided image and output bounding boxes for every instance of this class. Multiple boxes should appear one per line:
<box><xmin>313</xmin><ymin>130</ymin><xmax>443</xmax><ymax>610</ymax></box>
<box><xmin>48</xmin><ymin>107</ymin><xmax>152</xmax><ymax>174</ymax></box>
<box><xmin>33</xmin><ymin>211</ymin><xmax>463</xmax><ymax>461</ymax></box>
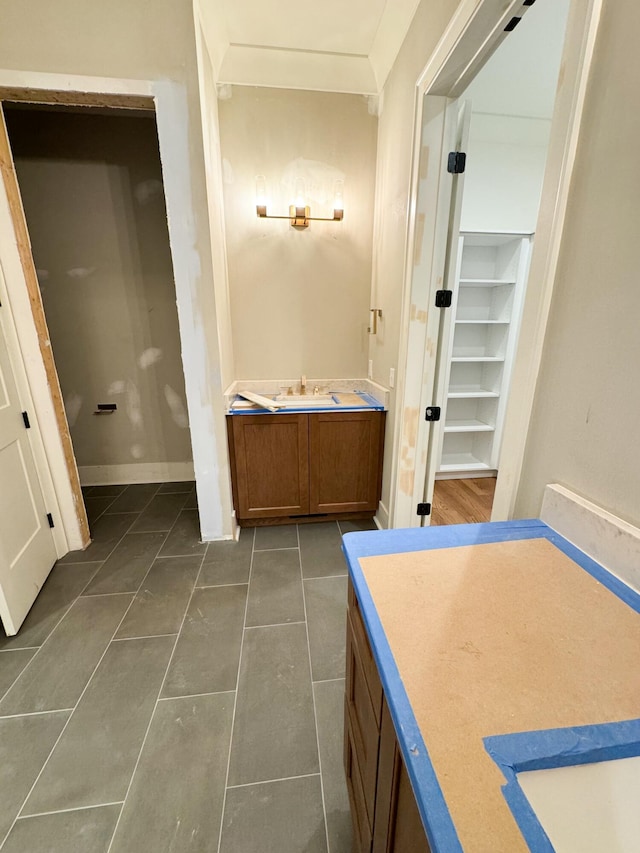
<box><xmin>541</xmin><ymin>484</ymin><xmax>640</xmax><ymax>594</ymax></box>
<box><xmin>78</xmin><ymin>462</ymin><xmax>195</xmax><ymax>487</ymax></box>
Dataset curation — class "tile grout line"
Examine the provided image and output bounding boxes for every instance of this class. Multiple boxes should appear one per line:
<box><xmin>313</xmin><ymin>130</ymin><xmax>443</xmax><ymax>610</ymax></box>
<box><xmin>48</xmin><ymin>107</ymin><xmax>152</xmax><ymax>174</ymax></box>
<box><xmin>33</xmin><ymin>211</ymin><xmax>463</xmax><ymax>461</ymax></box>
<box><xmin>14</xmin><ymin>801</ymin><xmax>125</xmax><ymax>821</ymax></box>
<box><xmin>126</xmin><ymin>487</ymin><xmax>192</xmax><ymax>538</ymax></box>
<box><xmin>215</xmin><ymin>525</ymin><xmax>256</xmax><ymax>853</ymax></box>
<box><xmin>110</xmin><ymin>633</ymin><xmax>178</xmax><ymax>642</ymax></box>
<box><xmin>297</xmin><ymin>524</ymin><xmax>332</xmax><ymax>853</ymax></box>
<box><xmin>244</xmin><ymin>620</ymin><xmax>306</xmax><ymax>630</ymax></box>
<box><xmin>226</xmin><ymin>772</ymin><xmax>322</xmax><ymax>791</ymax></box>
<box><xmin>157</xmin><ymin>689</ymin><xmax>235</xmax><ymax>703</ymax></box>
<box><xmin>252</xmin><ymin>545</ymin><xmax>299</xmax><ymax>553</ymax></box>
<box><xmin>0</xmin><ymin>518</ymin><xmax>141</xmax><ymax>709</ymax></box>
<box><xmin>85</xmin><ymin>492</ymin><xmax>119</xmax><ymax>526</ymax></box>
<box><xmin>195</xmin><ymin>581</ymin><xmax>249</xmax><ymax>590</ymax></box>
<box><xmin>0</xmin><ymin>517</ymin><xmax>173</xmax><ymax>850</ymax></box>
<box><xmin>101</xmin><ymin>482</ymin><xmax>163</xmax><ymax>519</ymax></box>
<box><xmin>0</xmin><ymin>528</ymin><xmax>165</xmax><ymax>851</ymax></box>
<box><xmin>0</xmin><ymin>647</ymin><xmax>39</xmax><ymax>652</ymax></box>
<box><xmin>0</xmin><ymin>708</ymin><xmax>75</xmax><ymax>720</ymax></box>
<box><xmin>104</xmin><ymin>515</ymin><xmax>210</xmax><ymax>853</ymax></box>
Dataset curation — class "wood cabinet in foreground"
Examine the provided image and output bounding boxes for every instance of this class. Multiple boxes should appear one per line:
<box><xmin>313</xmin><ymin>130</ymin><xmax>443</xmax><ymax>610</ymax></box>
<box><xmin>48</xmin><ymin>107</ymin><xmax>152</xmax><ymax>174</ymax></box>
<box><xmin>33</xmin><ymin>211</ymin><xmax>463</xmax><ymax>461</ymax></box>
<box><xmin>345</xmin><ymin>581</ymin><xmax>431</xmax><ymax>853</ymax></box>
<box><xmin>227</xmin><ymin>411</ymin><xmax>385</xmax><ymax>526</ymax></box>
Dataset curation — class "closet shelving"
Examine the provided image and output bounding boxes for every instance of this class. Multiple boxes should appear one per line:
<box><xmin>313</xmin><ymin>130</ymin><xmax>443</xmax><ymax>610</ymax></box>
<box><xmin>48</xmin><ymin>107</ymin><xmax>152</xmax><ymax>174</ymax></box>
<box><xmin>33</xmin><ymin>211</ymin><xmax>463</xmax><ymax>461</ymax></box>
<box><xmin>437</xmin><ymin>232</ymin><xmax>532</xmax><ymax>476</ymax></box>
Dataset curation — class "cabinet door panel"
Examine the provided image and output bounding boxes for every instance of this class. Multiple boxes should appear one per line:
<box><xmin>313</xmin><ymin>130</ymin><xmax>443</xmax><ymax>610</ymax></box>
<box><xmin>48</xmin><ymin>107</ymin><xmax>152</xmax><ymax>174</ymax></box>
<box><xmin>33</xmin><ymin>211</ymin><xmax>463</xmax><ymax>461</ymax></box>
<box><xmin>346</xmin><ymin>620</ymin><xmax>381</xmax><ymax>828</ymax></box>
<box><xmin>309</xmin><ymin>412</ymin><xmax>384</xmax><ymax>513</ymax></box>
<box><xmin>344</xmin><ymin>703</ymin><xmax>374</xmax><ymax>853</ymax></box>
<box><xmin>229</xmin><ymin>414</ymin><xmax>309</xmax><ymax>519</ymax></box>
<box><xmin>373</xmin><ymin>701</ymin><xmax>431</xmax><ymax>853</ymax></box>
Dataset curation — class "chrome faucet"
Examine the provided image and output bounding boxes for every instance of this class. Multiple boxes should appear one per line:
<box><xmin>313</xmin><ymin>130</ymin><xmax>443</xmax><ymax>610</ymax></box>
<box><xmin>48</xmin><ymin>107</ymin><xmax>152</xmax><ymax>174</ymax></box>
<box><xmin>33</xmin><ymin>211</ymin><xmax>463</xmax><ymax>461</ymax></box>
<box><xmin>300</xmin><ymin>374</ymin><xmax>307</xmax><ymax>395</ymax></box>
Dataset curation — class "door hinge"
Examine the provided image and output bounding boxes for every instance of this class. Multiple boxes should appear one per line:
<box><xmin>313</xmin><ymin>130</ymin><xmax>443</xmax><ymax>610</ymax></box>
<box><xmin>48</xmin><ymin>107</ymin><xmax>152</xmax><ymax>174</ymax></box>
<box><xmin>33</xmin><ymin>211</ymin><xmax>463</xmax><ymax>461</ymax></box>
<box><xmin>46</xmin><ymin>512</ymin><xmax>55</xmax><ymax>529</ymax></box>
<box><xmin>417</xmin><ymin>502</ymin><xmax>431</xmax><ymax>517</ymax></box>
<box><xmin>22</xmin><ymin>411</ymin><xmax>31</xmax><ymax>429</ymax></box>
<box><xmin>425</xmin><ymin>406</ymin><xmax>441</xmax><ymax>422</ymax></box>
<box><xmin>435</xmin><ymin>290</ymin><xmax>453</xmax><ymax>308</ymax></box>
<box><xmin>447</xmin><ymin>151</ymin><xmax>466</xmax><ymax>174</ymax></box>
<box><xmin>504</xmin><ymin>16</ymin><xmax>521</xmax><ymax>31</ymax></box>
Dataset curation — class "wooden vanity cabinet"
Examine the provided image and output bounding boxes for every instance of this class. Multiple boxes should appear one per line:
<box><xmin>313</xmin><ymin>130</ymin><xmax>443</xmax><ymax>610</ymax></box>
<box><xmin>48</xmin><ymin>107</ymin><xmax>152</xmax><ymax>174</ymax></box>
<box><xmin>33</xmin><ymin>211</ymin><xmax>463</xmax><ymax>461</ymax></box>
<box><xmin>345</xmin><ymin>580</ymin><xmax>432</xmax><ymax>853</ymax></box>
<box><xmin>226</xmin><ymin>413</ymin><xmax>309</xmax><ymax>522</ymax></box>
<box><xmin>227</xmin><ymin>410</ymin><xmax>384</xmax><ymax>524</ymax></box>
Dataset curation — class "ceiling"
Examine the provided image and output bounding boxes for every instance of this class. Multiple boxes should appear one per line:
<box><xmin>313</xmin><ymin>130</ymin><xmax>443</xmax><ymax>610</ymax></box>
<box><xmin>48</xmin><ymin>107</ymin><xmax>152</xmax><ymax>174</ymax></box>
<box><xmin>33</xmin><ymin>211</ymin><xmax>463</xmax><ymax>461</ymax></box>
<box><xmin>198</xmin><ymin>0</ymin><xmax>422</xmax><ymax>95</ymax></box>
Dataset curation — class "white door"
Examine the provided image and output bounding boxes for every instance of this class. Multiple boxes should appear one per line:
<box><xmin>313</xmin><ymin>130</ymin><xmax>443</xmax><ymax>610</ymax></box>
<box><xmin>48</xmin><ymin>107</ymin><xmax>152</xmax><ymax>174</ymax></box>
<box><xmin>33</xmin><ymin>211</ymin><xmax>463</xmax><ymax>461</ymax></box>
<box><xmin>391</xmin><ymin>96</ymin><xmax>469</xmax><ymax>528</ymax></box>
<box><xmin>420</xmin><ymin>100</ymin><xmax>471</xmax><ymax>524</ymax></box>
<box><xmin>0</xmin><ymin>292</ymin><xmax>57</xmax><ymax>636</ymax></box>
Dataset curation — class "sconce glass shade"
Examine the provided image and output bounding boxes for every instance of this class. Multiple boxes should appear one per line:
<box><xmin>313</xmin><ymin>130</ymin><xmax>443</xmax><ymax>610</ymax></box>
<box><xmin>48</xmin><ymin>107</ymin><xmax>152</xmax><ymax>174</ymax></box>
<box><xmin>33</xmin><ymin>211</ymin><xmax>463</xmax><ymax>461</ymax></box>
<box><xmin>255</xmin><ymin>174</ymin><xmax>343</xmax><ymax>227</ymax></box>
<box><xmin>255</xmin><ymin>175</ymin><xmax>267</xmax><ymax>216</ymax></box>
<box><xmin>333</xmin><ymin>179</ymin><xmax>344</xmax><ymax>212</ymax></box>
<box><xmin>294</xmin><ymin>177</ymin><xmax>306</xmax><ymax>209</ymax></box>
<box><xmin>333</xmin><ymin>179</ymin><xmax>344</xmax><ymax>221</ymax></box>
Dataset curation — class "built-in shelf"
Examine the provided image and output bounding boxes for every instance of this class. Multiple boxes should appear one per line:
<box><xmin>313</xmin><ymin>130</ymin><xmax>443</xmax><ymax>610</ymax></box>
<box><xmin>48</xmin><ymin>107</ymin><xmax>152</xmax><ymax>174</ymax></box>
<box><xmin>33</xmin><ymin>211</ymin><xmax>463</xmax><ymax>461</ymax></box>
<box><xmin>443</xmin><ymin>420</ymin><xmax>495</xmax><ymax>433</ymax></box>
<box><xmin>451</xmin><ymin>356</ymin><xmax>505</xmax><ymax>363</ymax></box>
<box><xmin>448</xmin><ymin>386</ymin><xmax>500</xmax><ymax>399</ymax></box>
<box><xmin>440</xmin><ymin>453</ymin><xmax>493</xmax><ymax>472</ymax></box>
<box><xmin>455</xmin><ymin>319</ymin><xmax>510</xmax><ymax>325</ymax></box>
<box><xmin>437</xmin><ymin>232</ymin><xmax>532</xmax><ymax>479</ymax></box>
<box><xmin>459</xmin><ymin>278</ymin><xmax>516</xmax><ymax>287</ymax></box>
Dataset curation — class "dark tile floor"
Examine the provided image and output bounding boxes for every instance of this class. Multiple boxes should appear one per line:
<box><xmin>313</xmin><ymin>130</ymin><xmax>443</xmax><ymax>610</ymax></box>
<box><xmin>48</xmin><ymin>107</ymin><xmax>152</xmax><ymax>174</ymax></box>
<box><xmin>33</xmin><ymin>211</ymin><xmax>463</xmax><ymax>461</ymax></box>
<box><xmin>0</xmin><ymin>481</ymin><xmax>376</xmax><ymax>852</ymax></box>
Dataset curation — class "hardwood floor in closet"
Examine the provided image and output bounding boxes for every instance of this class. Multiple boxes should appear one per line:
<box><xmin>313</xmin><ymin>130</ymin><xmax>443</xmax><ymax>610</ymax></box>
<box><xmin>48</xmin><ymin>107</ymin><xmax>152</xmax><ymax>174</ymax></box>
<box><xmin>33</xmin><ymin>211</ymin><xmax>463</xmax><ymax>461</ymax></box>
<box><xmin>431</xmin><ymin>477</ymin><xmax>496</xmax><ymax>526</ymax></box>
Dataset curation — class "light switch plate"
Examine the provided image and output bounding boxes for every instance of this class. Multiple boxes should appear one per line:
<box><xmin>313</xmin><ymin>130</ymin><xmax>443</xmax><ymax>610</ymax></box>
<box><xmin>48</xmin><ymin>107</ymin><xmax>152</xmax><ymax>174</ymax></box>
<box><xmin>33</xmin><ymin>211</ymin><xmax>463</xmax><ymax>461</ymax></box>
<box><xmin>368</xmin><ymin>359</ymin><xmax>373</xmax><ymax>379</ymax></box>
<box><xmin>389</xmin><ymin>367</ymin><xmax>395</xmax><ymax>388</ymax></box>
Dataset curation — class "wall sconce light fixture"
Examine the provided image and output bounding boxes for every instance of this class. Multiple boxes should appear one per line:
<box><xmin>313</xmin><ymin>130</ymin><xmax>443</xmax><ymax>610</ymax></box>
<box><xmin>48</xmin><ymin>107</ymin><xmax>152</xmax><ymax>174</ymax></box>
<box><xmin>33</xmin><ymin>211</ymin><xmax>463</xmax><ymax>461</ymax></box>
<box><xmin>255</xmin><ymin>176</ymin><xmax>344</xmax><ymax>228</ymax></box>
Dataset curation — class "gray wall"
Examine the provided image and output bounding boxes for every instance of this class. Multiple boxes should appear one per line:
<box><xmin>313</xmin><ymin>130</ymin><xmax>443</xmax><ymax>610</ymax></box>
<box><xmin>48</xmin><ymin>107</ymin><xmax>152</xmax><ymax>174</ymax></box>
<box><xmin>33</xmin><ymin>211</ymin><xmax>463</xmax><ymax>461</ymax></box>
<box><xmin>6</xmin><ymin>109</ymin><xmax>192</xmax><ymax>470</ymax></box>
<box><xmin>514</xmin><ymin>0</ymin><xmax>640</xmax><ymax>526</ymax></box>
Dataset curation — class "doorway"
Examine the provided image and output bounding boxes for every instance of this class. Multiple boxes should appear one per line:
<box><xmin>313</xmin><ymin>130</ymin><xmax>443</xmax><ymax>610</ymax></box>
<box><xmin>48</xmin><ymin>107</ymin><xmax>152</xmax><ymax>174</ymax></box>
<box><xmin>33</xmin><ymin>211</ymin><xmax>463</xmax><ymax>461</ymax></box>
<box><xmin>2</xmin><ymin>103</ymin><xmax>194</xmax><ymax>535</ymax></box>
<box><xmin>430</xmin><ymin>0</ymin><xmax>569</xmax><ymax>525</ymax></box>
<box><xmin>389</xmin><ymin>0</ymin><xmax>600</xmax><ymax>529</ymax></box>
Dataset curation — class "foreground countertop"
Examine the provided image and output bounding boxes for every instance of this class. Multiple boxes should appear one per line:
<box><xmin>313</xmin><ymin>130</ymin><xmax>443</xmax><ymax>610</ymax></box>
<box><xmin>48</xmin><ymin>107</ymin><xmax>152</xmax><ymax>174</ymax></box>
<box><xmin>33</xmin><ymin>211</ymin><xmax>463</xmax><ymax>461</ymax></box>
<box><xmin>342</xmin><ymin>520</ymin><xmax>640</xmax><ymax>853</ymax></box>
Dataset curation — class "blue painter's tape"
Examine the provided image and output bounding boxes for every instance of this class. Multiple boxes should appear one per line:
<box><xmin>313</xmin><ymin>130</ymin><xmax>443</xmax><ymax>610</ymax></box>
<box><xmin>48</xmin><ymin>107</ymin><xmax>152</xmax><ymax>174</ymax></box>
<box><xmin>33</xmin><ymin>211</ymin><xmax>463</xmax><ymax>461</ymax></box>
<box><xmin>485</xmin><ymin>719</ymin><xmax>640</xmax><ymax>853</ymax></box>
<box><xmin>341</xmin><ymin>520</ymin><xmax>640</xmax><ymax>853</ymax></box>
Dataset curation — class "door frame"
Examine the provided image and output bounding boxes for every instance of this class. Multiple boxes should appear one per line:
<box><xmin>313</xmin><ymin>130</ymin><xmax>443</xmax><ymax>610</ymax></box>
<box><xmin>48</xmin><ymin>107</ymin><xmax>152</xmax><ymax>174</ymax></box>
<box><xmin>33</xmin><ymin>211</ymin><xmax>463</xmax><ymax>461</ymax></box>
<box><xmin>388</xmin><ymin>0</ymin><xmax>603</xmax><ymax>528</ymax></box>
<box><xmin>0</xmin><ymin>69</ymin><xmax>234</xmax><ymax>550</ymax></box>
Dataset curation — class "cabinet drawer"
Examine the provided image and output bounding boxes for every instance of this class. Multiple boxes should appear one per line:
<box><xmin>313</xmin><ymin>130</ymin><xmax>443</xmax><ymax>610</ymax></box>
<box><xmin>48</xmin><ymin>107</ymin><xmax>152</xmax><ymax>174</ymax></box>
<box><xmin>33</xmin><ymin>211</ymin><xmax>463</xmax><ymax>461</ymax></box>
<box><xmin>348</xmin><ymin>581</ymin><xmax>383</xmax><ymax>724</ymax></box>
<box><xmin>346</xmin><ymin>623</ymin><xmax>380</xmax><ymax>828</ymax></box>
<box><xmin>344</xmin><ymin>702</ymin><xmax>373</xmax><ymax>853</ymax></box>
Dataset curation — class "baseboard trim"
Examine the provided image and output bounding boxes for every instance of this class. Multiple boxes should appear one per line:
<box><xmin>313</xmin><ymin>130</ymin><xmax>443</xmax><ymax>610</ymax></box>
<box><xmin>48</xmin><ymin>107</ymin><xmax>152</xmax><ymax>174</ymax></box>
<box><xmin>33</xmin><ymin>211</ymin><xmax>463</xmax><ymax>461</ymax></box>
<box><xmin>79</xmin><ymin>461</ymin><xmax>195</xmax><ymax>486</ymax></box>
<box><xmin>375</xmin><ymin>500</ymin><xmax>389</xmax><ymax>530</ymax></box>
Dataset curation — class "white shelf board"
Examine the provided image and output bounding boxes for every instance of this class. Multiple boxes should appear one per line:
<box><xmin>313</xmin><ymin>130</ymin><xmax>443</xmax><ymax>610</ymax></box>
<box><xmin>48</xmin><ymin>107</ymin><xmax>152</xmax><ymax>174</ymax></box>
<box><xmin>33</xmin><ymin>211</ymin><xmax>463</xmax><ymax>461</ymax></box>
<box><xmin>439</xmin><ymin>453</ymin><xmax>492</xmax><ymax>472</ymax></box>
<box><xmin>459</xmin><ymin>278</ymin><xmax>516</xmax><ymax>287</ymax></box>
<box><xmin>451</xmin><ymin>356</ymin><xmax>505</xmax><ymax>363</ymax></box>
<box><xmin>444</xmin><ymin>420</ymin><xmax>495</xmax><ymax>433</ymax></box>
<box><xmin>448</xmin><ymin>386</ymin><xmax>500</xmax><ymax>399</ymax></box>
<box><xmin>455</xmin><ymin>319</ymin><xmax>509</xmax><ymax>325</ymax></box>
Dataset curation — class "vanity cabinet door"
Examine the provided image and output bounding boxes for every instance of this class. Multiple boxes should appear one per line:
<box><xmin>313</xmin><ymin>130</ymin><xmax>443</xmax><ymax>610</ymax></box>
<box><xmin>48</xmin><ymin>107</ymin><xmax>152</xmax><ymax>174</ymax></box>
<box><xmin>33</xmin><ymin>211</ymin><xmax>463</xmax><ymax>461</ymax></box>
<box><xmin>309</xmin><ymin>412</ymin><xmax>385</xmax><ymax>514</ymax></box>
<box><xmin>227</xmin><ymin>414</ymin><xmax>309</xmax><ymax>520</ymax></box>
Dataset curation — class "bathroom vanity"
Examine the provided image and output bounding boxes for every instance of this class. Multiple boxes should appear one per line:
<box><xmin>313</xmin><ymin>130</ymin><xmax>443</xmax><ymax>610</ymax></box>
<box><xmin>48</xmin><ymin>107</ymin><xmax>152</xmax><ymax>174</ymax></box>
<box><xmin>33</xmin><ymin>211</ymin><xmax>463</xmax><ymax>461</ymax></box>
<box><xmin>342</xmin><ymin>517</ymin><xmax>640</xmax><ymax>853</ymax></box>
<box><xmin>226</xmin><ymin>388</ymin><xmax>386</xmax><ymax>526</ymax></box>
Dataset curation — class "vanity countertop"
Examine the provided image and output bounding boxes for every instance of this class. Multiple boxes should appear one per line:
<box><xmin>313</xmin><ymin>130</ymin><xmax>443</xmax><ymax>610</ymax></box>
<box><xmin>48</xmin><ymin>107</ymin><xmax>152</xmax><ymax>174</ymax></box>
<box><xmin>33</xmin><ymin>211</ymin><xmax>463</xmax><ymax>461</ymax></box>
<box><xmin>227</xmin><ymin>389</ymin><xmax>386</xmax><ymax>414</ymax></box>
<box><xmin>342</xmin><ymin>520</ymin><xmax>640</xmax><ymax>852</ymax></box>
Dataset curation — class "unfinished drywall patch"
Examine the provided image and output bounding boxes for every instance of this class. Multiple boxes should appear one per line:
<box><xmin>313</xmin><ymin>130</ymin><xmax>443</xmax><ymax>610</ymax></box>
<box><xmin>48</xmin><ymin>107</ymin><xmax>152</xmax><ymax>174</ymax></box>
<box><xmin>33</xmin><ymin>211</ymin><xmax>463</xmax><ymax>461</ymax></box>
<box><xmin>5</xmin><ymin>106</ymin><xmax>192</xmax><ymax>478</ymax></box>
